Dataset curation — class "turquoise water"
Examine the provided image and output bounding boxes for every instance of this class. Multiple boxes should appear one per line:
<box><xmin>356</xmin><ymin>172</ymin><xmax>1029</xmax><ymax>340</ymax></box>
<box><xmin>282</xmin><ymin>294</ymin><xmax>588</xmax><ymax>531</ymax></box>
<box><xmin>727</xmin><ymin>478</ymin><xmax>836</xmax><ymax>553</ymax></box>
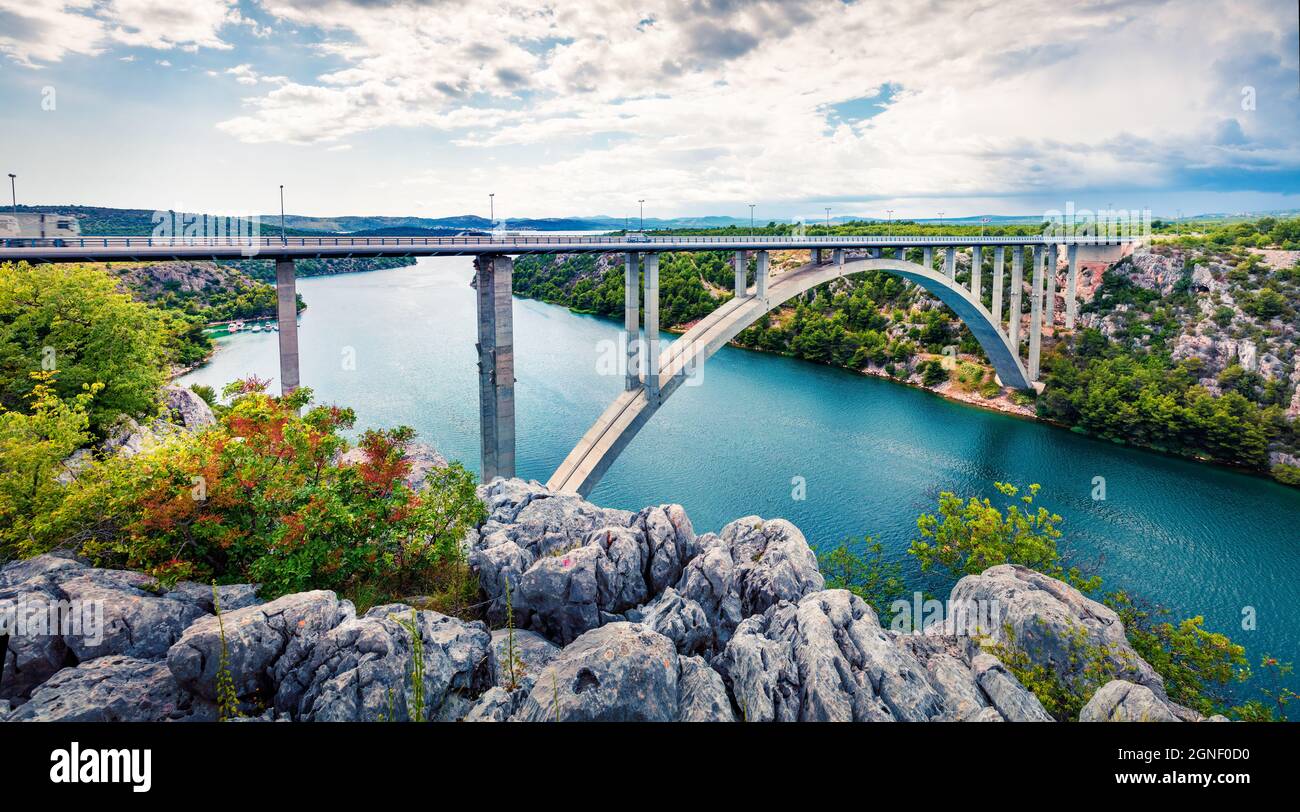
<box><xmin>180</xmin><ymin>259</ymin><xmax>1300</xmax><ymax>695</ymax></box>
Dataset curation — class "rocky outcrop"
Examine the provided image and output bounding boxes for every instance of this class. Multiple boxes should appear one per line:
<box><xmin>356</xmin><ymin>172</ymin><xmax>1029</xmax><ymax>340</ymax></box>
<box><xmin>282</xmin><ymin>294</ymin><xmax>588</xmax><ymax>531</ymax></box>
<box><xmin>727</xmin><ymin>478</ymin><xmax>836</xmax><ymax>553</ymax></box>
<box><xmin>6</xmin><ymin>656</ymin><xmax>195</xmax><ymax>722</ymax></box>
<box><xmin>1079</xmin><ymin>680</ymin><xmax>1179</xmax><ymax>722</ymax></box>
<box><xmin>948</xmin><ymin>565</ymin><xmax>1166</xmax><ymax>697</ymax></box>
<box><xmin>162</xmin><ymin>385</ymin><xmax>216</xmax><ymax>431</ymax></box>
<box><xmin>510</xmin><ymin>622</ymin><xmax>733</xmax><ymax>722</ymax></box>
<box><xmin>716</xmin><ymin>589</ymin><xmax>1050</xmax><ymax>722</ymax></box>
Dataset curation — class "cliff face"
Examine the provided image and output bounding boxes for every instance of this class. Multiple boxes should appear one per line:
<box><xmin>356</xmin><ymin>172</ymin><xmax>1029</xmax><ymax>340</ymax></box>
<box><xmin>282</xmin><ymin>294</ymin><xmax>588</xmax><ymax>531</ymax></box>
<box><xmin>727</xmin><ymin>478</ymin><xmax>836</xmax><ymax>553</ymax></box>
<box><xmin>1</xmin><ymin>478</ymin><xmax>1210</xmax><ymax>723</ymax></box>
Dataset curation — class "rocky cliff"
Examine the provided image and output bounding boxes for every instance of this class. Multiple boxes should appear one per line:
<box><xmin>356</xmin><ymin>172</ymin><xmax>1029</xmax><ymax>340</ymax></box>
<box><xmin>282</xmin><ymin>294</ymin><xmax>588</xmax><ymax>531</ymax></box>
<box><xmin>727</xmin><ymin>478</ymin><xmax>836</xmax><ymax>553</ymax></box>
<box><xmin>1</xmin><ymin>477</ymin><xmax>1218</xmax><ymax>723</ymax></box>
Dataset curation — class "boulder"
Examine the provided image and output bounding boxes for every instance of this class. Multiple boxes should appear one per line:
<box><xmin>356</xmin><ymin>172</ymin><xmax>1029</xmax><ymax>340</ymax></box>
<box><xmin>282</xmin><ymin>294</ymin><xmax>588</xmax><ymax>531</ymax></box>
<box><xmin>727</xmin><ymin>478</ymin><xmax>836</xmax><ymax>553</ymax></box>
<box><xmin>463</xmin><ymin>686</ymin><xmax>518</xmax><ymax>722</ymax></box>
<box><xmin>162</xmin><ymin>385</ymin><xmax>216</xmax><ymax>430</ymax></box>
<box><xmin>165</xmin><ymin>581</ymin><xmax>263</xmax><ymax>614</ymax></box>
<box><xmin>949</xmin><ymin>565</ymin><xmax>1165</xmax><ymax>696</ymax></box>
<box><xmin>279</xmin><ymin>604</ymin><xmax>493</xmax><ymax>721</ymax></box>
<box><xmin>7</xmin><ymin>656</ymin><xmax>193</xmax><ymax>722</ymax></box>
<box><xmin>1079</xmin><ymin>679</ymin><xmax>1180</xmax><ymax>722</ymax></box>
<box><xmin>0</xmin><ymin>575</ymin><xmax>73</xmax><ymax>701</ymax></box>
<box><xmin>56</xmin><ymin>569</ymin><xmax>207</xmax><ymax>662</ymax></box>
<box><xmin>636</xmin><ymin>587</ymin><xmax>713</xmax><ymax>657</ymax></box>
<box><xmin>167</xmin><ymin>590</ymin><xmax>352</xmax><ymax>705</ymax></box>
<box><xmin>513</xmin><ymin>623</ymin><xmax>687</xmax><ymax>722</ymax></box>
<box><xmin>717</xmin><ymin>589</ymin><xmax>1049</xmax><ymax>722</ymax></box>
<box><xmin>0</xmin><ymin>553</ymin><xmax>87</xmax><ymax>588</ymax></box>
<box><xmin>677</xmin><ymin>655</ymin><xmax>736</xmax><ymax>722</ymax></box>
<box><xmin>490</xmin><ymin>627</ymin><xmax>559</xmax><ymax>691</ymax></box>
<box><xmin>674</xmin><ymin>517</ymin><xmax>825</xmax><ymax>653</ymax></box>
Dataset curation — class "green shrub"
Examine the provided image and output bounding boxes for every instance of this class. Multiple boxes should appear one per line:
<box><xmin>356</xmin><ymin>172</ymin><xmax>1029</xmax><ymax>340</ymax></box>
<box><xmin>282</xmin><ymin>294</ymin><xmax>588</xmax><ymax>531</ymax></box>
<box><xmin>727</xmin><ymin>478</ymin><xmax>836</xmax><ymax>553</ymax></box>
<box><xmin>51</xmin><ymin>379</ymin><xmax>486</xmax><ymax>603</ymax></box>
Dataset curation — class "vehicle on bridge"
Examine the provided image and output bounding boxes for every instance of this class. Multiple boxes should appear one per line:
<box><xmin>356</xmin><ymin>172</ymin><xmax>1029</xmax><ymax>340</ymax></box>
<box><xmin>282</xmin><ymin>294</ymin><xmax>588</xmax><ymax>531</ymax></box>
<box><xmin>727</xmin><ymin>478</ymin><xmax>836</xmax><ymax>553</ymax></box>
<box><xmin>0</xmin><ymin>213</ymin><xmax>81</xmax><ymax>247</ymax></box>
<box><xmin>625</xmin><ymin>231</ymin><xmax>651</xmax><ymax>243</ymax></box>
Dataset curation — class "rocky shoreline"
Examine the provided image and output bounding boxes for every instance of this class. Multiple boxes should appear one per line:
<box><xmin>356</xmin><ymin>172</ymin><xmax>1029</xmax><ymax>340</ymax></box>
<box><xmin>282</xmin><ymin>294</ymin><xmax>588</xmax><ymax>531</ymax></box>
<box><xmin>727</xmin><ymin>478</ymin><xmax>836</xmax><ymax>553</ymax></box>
<box><xmin>1</xmin><ymin>476</ymin><xmax>1220</xmax><ymax>723</ymax></box>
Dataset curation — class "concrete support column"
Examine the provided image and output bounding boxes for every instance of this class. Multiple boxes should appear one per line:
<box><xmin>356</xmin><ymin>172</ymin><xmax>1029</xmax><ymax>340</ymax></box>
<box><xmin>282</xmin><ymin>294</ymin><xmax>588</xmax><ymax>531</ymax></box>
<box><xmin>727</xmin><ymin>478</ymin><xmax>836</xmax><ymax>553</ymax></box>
<box><xmin>1010</xmin><ymin>247</ymin><xmax>1024</xmax><ymax>349</ymax></box>
<box><xmin>992</xmin><ymin>247</ymin><xmax>1005</xmax><ymax>325</ymax></box>
<box><xmin>1028</xmin><ymin>247</ymin><xmax>1043</xmax><ymax>381</ymax></box>
<box><xmin>275</xmin><ymin>258</ymin><xmax>300</xmax><ymax>396</ymax></box>
<box><xmin>624</xmin><ymin>252</ymin><xmax>640</xmax><ymax>391</ymax></box>
<box><xmin>943</xmin><ymin>247</ymin><xmax>956</xmax><ymax>279</ymax></box>
<box><xmin>923</xmin><ymin>246</ymin><xmax>933</xmax><ymax>270</ymax></box>
<box><xmin>1065</xmin><ymin>244</ymin><xmax>1079</xmax><ymax>330</ymax></box>
<box><xmin>833</xmin><ymin>248</ymin><xmax>844</xmax><ymax>266</ymax></box>
<box><xmin>475</xmin><ymin>254</ymin><xmax>516</xmax><ymax>482</ymax></box>
<box><xmin>756</xmin><ymin>250</ymin><xmax>770</xmax><ymax>301</ymax></box>
<box><xmin>811</xmin><ymin>248</ymin><xmax>822</xmax><ymax>265</ymax></box>
<box><xmin>1043</xmin><ymin>243</ymin><xmax>1058</xmax><ymax>331</ymax></box>
<box><xmin>644</xmin><ymin>253</ymin><xmax>661</xmax><ymax>405</ymax></box>
<box><xmin>897</xmin><ymin>246</ymin><xmax>907</xmax><ymax>261</ymax></box>
<box><xmin>970</xmin><ymin>245</ymin><xmax>983</xmax><ymax>300</ymax></box>
<box><xmin>733</xmin><ymin>250</ymin><xmax>748</xmax><ymax>298</ymax></box>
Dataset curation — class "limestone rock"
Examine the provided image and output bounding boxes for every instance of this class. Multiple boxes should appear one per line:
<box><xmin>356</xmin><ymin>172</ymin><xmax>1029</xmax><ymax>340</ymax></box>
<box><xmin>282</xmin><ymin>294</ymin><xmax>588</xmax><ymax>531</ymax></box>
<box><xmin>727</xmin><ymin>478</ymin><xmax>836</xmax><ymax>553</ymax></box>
<box><xmin>57</xmin><ymin>569</ymin><xmax>207</xmax><ymax>662</ymax></box>
<box><xmin>1079</xmin><ymin>679</ymin><xmax>1180</xmax><ymax>722</ymax></box>
<box><xmin>0</xmin><ymin>575</ymin><xmax>73</xmax><ymax>701</ymax></box>
<box><xmin>280</xmin><ymin>604</ymin><xmax>493</xmax><ymax>721</ymax></box>
<box><xmin>717</xmin><ymin>589</ymin><xmax>1049</xmax><ymax>722</ymax></box>
<box><xmin>677</xmin><ymin>654</ymin><xmax>736</xmax><ymax>722</ymax></box>
<box><xmin>949</xmin><ymin>564</ymin><xmax>1165</xmax><ymax>695</ymax></box>
<box><xmin>162</xmin><ymin>385</ymin><xmax>216</xmax><ymax>430</ymax></box>
<box><xmin>7</xmin><ymin>656</ymin><xmax>193</xmax><ymax>722</ymax></box>
<box><xmin>167</xmin><ymin>590</ymin><xmax>352</xmax><ymax>704</ymax></box>
<box><xmin>512</xmin><ymin>623</ymin><xmax>682</xmax><ymax>722</ymax></box>
<box><xmin>490</xmin><ymin>627</ymin><xmax>559</xmax><ymax>692</ymax></box>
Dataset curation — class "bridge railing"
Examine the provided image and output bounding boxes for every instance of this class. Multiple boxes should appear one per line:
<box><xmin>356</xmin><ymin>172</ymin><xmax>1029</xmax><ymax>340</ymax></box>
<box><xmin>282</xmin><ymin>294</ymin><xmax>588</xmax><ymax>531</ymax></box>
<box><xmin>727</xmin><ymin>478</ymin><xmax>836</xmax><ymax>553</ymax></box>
<box><xmin>5</xmin><ymin>233</ymin><xmax>1138</xmax><ymax>250</ymax></box>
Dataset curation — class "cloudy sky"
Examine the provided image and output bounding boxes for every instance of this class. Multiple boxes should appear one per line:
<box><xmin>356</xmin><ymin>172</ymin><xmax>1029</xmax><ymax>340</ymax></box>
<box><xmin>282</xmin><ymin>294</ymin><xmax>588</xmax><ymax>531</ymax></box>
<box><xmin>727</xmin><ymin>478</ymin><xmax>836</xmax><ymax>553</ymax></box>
<box><xmin>1</xmin><ymin>0</ymin><xmax>1297</xmax><ymax>220</ymax></box>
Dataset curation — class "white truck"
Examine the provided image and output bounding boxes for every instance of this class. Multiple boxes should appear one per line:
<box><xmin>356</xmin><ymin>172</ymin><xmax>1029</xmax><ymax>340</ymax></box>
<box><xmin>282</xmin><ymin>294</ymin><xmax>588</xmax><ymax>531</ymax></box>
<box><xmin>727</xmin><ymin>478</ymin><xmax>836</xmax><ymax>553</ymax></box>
<box><xmin>0</xmin><ymin>213</ymin><xmax>81</xmax><ymax>246</ymax></box>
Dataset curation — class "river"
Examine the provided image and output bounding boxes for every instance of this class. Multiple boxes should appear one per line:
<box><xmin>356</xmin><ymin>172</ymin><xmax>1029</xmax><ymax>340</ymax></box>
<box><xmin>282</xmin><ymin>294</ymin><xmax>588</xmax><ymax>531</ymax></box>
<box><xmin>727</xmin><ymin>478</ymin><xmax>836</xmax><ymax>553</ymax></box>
<box><xmin>180</xmin><ymin>258</ymin><xmax>1300</xmax><ymax>697</ymax></box>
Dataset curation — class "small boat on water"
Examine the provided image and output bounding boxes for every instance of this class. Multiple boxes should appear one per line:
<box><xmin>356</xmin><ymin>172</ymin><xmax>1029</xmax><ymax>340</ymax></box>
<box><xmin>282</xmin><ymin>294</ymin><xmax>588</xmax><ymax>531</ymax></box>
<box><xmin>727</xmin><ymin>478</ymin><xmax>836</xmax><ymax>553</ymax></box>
<box><xmin>229</xmin><ymin>320</ymin><xmax>245</xmax><ymax>333</ymax></box>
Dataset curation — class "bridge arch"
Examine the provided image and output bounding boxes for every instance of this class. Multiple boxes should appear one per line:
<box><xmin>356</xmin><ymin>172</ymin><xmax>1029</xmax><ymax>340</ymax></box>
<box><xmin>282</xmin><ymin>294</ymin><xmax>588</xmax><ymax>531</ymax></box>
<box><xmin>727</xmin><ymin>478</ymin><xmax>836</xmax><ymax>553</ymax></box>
<box><xmin>546</xmin><ymin>255</ymin><xmax>1030</xmax><ymax>496</ymax></box>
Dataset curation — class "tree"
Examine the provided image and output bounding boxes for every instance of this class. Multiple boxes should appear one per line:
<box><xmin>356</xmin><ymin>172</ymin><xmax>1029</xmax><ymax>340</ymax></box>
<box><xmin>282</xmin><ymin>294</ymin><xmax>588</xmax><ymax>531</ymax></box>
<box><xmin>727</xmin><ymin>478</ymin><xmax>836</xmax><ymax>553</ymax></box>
<box><xmin>0</xmin><ymin>262</ymin><xmax>171</xmax><ymax>434</ymax></box>
<box><xmin>0</xmin><ymin>372</ymin><xmax>99</xmax><ymax>561</ymax></box>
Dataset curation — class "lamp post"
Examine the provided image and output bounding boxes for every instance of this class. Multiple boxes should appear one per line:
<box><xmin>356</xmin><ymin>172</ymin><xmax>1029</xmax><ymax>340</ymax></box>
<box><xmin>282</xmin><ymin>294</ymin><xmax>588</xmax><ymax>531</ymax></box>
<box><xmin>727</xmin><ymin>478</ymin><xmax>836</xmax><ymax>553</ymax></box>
<box><xmin>279</xmin><ymin>185</ymin><xmax>286</xmax><ymax>245</ymax></box>
<box><xmin>638</xmin><ymin>199</ymin><xmax>645</xmax><ymax>231</ymax></box>
<box><xmin>7</xmin><ymin>174</ymin><xmax>15</xmax><ymax>222</ymax></box>
<box><xmin>886</xmin><ymin>208</ymin><xmax>893</xmax><ymax>236</ymax></box>
<box><xmin>489</xmin><ymin>193</ymin><xmax>495</xmax><ymax>226</ymax></box>
<box><xmin>824</xmin><ymin>207</ymin><xmax>831</xmax><ymax>229</ymax></box>
<box><xmin>749</xmin><ymin>203</ymin><xmax>755</xmax><ymax>233</ymax></box>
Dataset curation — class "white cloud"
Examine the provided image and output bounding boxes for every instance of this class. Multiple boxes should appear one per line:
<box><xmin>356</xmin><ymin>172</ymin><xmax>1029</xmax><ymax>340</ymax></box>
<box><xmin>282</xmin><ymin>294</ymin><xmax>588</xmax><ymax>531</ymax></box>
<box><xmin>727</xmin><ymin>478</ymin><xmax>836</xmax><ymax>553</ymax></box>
<box><xmin>209</xmin><ymin>0</ymin><xmax>1298</xmax><ymax>214</ymax></box>
<box><xmin>0</xmin><ymin>0</ymin><xmax>242</xmax><ymax>67</ymax></box>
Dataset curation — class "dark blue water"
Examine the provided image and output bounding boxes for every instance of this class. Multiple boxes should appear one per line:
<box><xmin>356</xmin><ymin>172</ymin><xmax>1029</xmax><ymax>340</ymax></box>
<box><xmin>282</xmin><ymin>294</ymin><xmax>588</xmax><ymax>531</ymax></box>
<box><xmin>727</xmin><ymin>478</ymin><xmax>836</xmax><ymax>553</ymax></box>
<box><xmin>181</xmin><ymin>259</ymin><xmax>1300</xmax><ymax>696</ymax></box>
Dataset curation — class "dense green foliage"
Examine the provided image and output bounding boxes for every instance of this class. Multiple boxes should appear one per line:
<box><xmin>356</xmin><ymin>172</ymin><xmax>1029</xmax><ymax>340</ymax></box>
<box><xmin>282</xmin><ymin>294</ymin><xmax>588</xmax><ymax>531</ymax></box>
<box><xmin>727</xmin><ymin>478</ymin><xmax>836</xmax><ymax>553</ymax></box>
<box><xmin>824</xmin><ymin>483</ymin><xmax>1278</xmax><ymax>720</ymax></box>
<box><xmin>0</xmin><ymin>262</ymin><xmax>175</xmax><ymax>433</ymax></box>
<box><xmin>34</xmin><ymin>380</ymin><xmax>486</xmax><ymax>605</ymax></box>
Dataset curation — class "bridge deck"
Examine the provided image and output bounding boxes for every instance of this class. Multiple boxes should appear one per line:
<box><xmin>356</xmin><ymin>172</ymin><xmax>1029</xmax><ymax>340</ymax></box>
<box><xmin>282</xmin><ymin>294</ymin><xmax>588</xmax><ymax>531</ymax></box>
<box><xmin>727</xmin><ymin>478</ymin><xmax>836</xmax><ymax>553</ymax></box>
<box><xmin>0</xmin><ymin>233</ymin><xmax>1137</xmax><ymax>263</ymax></box>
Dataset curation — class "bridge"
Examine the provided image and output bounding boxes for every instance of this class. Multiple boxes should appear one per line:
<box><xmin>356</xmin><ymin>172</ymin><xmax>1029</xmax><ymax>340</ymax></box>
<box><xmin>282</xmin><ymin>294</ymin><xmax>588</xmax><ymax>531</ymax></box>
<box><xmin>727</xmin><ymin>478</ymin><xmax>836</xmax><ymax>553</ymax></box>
<box><xmin>1</xmin><ymin>232</ymin><xmax>1136</xmax><ymax>494</ymax></box>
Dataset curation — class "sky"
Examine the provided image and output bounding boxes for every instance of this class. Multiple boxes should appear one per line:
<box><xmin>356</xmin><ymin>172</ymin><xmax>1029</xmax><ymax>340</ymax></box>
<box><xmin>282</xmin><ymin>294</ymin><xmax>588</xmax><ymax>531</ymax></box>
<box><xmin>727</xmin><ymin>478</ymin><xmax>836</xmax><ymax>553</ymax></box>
<box><xmin>1</xmin><ymin>0</ymin><xmax>1298</xmax><ymax>221</ymax></box>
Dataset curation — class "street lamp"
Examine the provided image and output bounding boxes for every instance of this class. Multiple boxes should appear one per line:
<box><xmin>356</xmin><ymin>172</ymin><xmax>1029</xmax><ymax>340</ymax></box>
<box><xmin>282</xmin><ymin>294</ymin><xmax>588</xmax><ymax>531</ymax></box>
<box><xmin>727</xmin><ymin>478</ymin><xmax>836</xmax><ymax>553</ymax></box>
<box><xmin>886</xmin><ymin>208</ymin><xmax>894</xmax><ymax>236</ymax></box>
<box><xmin>489</xmin><ymin>193</ymin><xmax>495</xmax><ymax>226</ymax></box>
<box><xmin>824</xmin><ymin>207</ymin><xmax>831</xmax><ymax>228</ymax></box>
<box><xmin>279</xmin><ymin>185</ymin><xmax>286</xmax><ymax>245</ymax></box>
<box><xmin>749</xmin><ymin>203</ymin><xmax>755</xmax><ymax>233</ymax></box>
<box><xmin>638</xmin><ymin>199</ymin><xmax>645</xmax><ymax>231</ymax></box>
<box><xmin>7</xmin><ymin>174</ymin><xmax>15</xmax><ymax>221</ymax></box>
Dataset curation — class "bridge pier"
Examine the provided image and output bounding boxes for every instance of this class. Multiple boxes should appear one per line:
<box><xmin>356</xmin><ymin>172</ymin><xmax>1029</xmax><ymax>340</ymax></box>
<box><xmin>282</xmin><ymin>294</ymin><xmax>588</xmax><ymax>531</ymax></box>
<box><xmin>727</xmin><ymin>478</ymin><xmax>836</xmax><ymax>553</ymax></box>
<box><xmin>991</xmin><ymin>247</ymin><xmax>1005</xmax><ymax>326</ymax></box>
<box><xmin>923</xmin><ymin>246</ymin><xmax>933</xmax><ymax>270</ymax></box>
<box><xmin>644</xmin><ymin>253</ymin><xmax>661</xmax><ymax>404</ymax></box>
<box><xmin>475</xmin><ymin>254</ymin><xmax>516</xmax><ymax>482</ymax></box>
<box><xmin>971</xmin><ymin>246</ymin><xmax>983</xmax><ymax>301</ymax></box>
<box><xmin>733</xmin><ymin>250</ymin><xmax>748</xmax><ymax>297</ymax></box>
<box><xmin>1044</xmin><ymin>243</ymin><xmax>1058</xmax><ymax>330</ymax></box>
<box><xmin>897</xmin><ymin>246</ymin><xmax>907</xmax><ymax>261</ymax></box>
<box><xmin>1028</xmin><ymin>246</ymin><xmax>1043</xmax><ymax>381</ymax></box>
<box><xmin>756</xmin><ymin>250</ymin><xmax>770</xmax><ymax>300</ymax></box>
<box><xmin>625</xmin><ymin>252</ymin><xmax>640</xmax><ymax>391</ymax></box>
<box><xmin>811</xmin><ymin>248</ymin><xmax>822</xmax><ymax>265</ymax></box>
<box><xmin>943</xmin><ymin>247</ymin><xmax>956</xmax><ymax>279</ymax></box>
<box><xmin>833</xmin><ymin>248</ymin><xmax>844</xmax><ymax>266</ymax></box>
<box><xmin>275</xmin><ymin>258</ymin><xmax>300</xmax><ymax>396</ymax></box>
<box><xmin>1065</xmin><ymin>244</ymin><xmax>1079</xmax><ymax>330</ymax></box>
<box><xmin>1010</xmin><ymin>247</ymin><xmax>1024</xmax><ymax>349</ymax></box>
